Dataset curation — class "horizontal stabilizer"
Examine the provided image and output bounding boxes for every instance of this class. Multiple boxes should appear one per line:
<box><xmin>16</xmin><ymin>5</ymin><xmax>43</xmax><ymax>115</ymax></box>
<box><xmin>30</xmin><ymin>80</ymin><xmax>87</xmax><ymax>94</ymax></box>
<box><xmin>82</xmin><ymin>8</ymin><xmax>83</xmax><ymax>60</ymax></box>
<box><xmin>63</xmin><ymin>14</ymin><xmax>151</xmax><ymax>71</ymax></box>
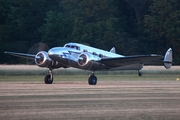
<box><xmin>163</xmin><ymin>48</ymin><xmax>172</xmax><ymax>69</ymax></box>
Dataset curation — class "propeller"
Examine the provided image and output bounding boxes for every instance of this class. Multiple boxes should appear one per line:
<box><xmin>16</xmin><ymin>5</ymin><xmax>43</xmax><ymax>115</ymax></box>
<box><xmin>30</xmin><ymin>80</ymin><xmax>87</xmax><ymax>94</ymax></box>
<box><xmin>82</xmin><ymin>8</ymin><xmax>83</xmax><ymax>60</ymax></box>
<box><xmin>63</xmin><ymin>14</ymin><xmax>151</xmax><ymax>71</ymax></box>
<box><xmin>78</xmin><ymin>53</ymin><xmax>87</xmax><ymax>66</ymax></box>
<box><xmin>27</xmin><ymin>42</ymin><xmax>49</xmax><ymax>64</ymax></box>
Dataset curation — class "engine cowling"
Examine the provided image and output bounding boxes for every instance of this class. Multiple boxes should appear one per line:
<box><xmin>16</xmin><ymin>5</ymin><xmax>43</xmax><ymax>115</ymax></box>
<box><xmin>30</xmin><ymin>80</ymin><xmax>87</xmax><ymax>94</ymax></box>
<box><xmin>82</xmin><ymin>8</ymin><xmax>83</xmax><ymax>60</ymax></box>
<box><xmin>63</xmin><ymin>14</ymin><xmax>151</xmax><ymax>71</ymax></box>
<box><xmin>35</xmin><ymin>51</ymin><xmax>52</xmax><ymax>67</ymax></box>
<box><xmin>78</xmin><ymin>52</ymin><xmax>94</xmax><ymax>68</ymax></box>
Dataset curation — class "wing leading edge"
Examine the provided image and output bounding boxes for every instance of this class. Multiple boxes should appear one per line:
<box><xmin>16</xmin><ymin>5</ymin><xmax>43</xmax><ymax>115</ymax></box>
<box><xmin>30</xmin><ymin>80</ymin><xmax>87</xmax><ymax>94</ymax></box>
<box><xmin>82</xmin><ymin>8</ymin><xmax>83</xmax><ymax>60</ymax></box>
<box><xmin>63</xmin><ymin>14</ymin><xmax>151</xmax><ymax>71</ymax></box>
<box><xmin>4</xmin><ymin>51</ymin><xmax>35</xmax><ymax>60</ymax></box>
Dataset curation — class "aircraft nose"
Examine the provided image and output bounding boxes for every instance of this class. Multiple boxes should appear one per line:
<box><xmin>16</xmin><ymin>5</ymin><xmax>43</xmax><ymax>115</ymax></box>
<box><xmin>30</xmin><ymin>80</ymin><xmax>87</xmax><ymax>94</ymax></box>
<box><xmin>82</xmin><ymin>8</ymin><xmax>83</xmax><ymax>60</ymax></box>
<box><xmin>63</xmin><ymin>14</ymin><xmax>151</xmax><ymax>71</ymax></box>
<box><xmin>48</xmin><ymin>48</ymin><xmax>56</xmax><ymax>56</ymax></box>
<box><xmin>48</xmin><ymin>47</ymin><xmax>67</xmax><ymax>60</ymax></box>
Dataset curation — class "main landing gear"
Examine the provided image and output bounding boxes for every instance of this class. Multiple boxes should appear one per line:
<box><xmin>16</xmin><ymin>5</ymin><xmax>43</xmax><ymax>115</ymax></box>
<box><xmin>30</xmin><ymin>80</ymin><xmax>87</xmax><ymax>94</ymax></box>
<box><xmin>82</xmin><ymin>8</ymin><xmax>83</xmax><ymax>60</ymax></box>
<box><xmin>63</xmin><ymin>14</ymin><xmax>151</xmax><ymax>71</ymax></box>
<box><xmin>43</xmin><ymin>70</ymin><xmax>141</xmax><ymax>84</ymax></box>
<box><xmin>88</xmin><ymin>72</ymin><xmax>97</xmax><ymax>85</ymax></box>
<box><xmin>138</xmin><ymin>70</ymin><xmax>142</xmax><ymax>76</ymax></box>
<box><xmin>44</xmin><ymin>69</ymin><xmax>97</xmax><ymax>85</ymax></box>
<box><xmin>44</xmin><ymin>69</ymin><xmax>53</xmax><ymax>84</ymax></box>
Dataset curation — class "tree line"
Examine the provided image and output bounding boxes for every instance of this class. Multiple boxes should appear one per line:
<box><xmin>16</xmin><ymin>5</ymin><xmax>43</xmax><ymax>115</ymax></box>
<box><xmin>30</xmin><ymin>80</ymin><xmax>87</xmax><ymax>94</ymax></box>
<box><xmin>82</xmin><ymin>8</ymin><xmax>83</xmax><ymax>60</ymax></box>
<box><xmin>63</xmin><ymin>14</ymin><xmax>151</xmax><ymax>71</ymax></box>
<box><xmin>0</xmin><ymin>0</ymin><xmax>180</xmax><ymax>64</ymax></box>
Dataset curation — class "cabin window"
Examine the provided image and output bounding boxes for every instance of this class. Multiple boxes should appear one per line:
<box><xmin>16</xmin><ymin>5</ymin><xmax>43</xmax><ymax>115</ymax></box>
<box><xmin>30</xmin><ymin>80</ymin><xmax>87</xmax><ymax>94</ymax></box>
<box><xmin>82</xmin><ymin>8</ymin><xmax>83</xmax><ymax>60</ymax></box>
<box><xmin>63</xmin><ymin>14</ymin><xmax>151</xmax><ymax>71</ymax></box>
<box><xmin>99</xmin><ymin>54</ymin><xmax>103</xmax><ymax>58</ymax></box>
<box><xmin>83</xmin><ymin>49</ymin><xmax>88</xmax><ymax>52</ymax></box>
<box><xmin>92</xmin><ymin>52</ymin><xmax>97</xmax><ymax>56</ymax></box>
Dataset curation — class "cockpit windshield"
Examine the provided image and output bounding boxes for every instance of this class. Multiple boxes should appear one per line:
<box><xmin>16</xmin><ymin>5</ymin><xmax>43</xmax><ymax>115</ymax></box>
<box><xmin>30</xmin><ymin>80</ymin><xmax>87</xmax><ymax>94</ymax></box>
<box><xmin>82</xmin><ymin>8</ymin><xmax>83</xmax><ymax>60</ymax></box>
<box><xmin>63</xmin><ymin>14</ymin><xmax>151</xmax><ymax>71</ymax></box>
<box><xmin>64</xmin><ymin>44</ymin><xmax>80</xmax><ymax>50</ymax></box>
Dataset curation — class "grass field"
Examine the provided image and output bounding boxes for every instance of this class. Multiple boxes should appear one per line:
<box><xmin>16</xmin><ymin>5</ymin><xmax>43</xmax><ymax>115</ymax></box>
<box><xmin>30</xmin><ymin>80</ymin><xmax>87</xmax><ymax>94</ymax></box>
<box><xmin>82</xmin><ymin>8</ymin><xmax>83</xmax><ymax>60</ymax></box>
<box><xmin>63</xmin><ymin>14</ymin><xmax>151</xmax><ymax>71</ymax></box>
<box><xmin>0</xmin><ymin>65</ymin><xmax>180</xmax><ymax>76</ymax></box>
<box><xmin>0</xmin><ymin>65</ymin><xmax>180</xmax><ymax>82</ymax></box>
<box><xmin>0</xmin><ymin>74</ymin><xmax>179</xmax><ymax>83</ymax></box>
<box><xmin>0</xmin><ymin>65</ymin><xmax>180</xmax><ymax>120</ymax></box>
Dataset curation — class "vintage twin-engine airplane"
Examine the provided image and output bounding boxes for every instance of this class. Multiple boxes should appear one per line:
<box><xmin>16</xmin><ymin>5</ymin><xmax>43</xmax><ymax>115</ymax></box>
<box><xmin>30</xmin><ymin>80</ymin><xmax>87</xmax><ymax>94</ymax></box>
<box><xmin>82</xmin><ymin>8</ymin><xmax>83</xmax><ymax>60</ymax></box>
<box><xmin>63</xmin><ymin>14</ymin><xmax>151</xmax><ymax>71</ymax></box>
<box><xmin>5</xmin><ymin>42</ymin><xmax>172</xmax><ymax>85</ymax></box>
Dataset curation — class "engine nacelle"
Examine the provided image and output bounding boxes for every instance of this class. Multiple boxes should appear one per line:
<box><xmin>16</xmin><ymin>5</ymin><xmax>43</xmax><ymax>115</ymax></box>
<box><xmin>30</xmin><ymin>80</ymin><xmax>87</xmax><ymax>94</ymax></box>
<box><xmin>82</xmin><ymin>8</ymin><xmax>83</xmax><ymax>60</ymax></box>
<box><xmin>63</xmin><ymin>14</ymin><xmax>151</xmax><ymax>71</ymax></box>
<box><xmin>78</xmin><ymin>52</ymin><xmax>95</xmax><ymax>69</ymax></box>
<box><xmin>35</xmin><ymin>51</ymin><xmax>52</xmax><ymax>67</ymax></box>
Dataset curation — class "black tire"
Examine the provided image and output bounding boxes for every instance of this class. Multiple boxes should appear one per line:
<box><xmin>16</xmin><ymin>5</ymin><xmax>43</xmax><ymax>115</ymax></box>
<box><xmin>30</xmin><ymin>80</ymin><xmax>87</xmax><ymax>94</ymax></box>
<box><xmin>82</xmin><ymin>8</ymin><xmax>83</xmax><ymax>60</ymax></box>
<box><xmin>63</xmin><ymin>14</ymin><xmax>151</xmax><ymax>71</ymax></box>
<box><xmin>44</xmin><ymin>74</ymin><xmax>53</xmax><ymax>84</ymax></box>
<box><xmin>138</xmin><ymin>71</ymin><xmax>142</xmax><ymax>76</ymax></box>
<box><xmin>88</xmin><ymin>75</ymin><xmax>97</xmax><ymax>85</ymax></box>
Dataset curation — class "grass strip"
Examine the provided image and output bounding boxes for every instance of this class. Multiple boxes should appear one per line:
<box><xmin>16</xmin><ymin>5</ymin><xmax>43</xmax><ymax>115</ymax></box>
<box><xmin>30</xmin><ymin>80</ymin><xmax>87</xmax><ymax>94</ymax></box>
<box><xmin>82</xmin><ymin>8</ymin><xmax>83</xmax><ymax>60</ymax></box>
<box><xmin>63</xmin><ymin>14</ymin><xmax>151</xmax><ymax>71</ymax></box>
<box><xmin>0</xmin><ymin>74</ymin><xmax>179</xmax><ymax>83</ymax></box>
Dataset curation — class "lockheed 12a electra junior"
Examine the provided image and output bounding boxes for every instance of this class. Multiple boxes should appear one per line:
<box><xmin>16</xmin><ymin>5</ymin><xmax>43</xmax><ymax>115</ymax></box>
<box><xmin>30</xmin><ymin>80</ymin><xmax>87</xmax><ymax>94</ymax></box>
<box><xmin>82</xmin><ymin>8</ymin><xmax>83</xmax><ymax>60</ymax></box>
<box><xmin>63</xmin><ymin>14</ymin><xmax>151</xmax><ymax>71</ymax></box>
<box><xmin>5</xmin><ymin>42</ymin><xmax>172</xmax><ymax>85</ymax></box>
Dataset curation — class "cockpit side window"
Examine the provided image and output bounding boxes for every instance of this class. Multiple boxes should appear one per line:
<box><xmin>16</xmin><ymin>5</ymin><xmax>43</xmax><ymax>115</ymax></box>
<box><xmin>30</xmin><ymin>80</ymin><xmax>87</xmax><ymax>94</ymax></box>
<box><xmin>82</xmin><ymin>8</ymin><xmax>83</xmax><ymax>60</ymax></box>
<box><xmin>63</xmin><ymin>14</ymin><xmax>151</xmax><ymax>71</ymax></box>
<box><xmin>71</xmin><ymin>45</ymin><xmax>80</xmax><ymax>50</ymax></box>
<box><xmin>65</xmin><ymin>45</ymin><xmax>70</xmax><ymax>48</ymax></box>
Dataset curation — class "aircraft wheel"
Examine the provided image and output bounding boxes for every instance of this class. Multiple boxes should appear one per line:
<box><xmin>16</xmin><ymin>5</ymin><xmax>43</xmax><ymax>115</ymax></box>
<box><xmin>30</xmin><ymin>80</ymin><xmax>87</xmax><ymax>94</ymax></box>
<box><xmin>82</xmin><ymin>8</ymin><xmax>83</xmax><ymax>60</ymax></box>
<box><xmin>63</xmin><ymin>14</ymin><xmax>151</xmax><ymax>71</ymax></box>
<box><xmin>138</xmin><ymin>71</ymin><xmax>142</xmax><ymax>76</ymax></box>
<box><xmin>88</xmin><ymin>75</ymin><xmax>97</xmax><ymax>85</ymax></box>
<box><xmin>44</xmin><ymin>74</ymin><xmax>53</xmax><ymax>84</ymax></box>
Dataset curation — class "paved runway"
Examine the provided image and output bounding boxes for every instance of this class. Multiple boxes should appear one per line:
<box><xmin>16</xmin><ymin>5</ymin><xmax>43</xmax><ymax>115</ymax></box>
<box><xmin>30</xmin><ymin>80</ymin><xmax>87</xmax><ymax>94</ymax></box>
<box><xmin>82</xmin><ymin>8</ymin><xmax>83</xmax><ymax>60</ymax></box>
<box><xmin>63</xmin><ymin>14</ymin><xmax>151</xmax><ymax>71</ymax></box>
<box><xmin>0</xmin><ymin>81</ymin><xmax>180</xmax><ymax>120</ymax></box>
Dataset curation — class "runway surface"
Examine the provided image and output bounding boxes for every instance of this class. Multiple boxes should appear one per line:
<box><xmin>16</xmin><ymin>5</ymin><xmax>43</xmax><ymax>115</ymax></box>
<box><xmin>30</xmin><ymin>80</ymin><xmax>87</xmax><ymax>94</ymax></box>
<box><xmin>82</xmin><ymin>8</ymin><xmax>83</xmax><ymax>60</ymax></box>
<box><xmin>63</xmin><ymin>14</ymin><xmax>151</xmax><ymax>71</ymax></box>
<box><xmin>0</xmin><ymin>81</ymin><xmax>180</xmax><ymax>120</ymax></box>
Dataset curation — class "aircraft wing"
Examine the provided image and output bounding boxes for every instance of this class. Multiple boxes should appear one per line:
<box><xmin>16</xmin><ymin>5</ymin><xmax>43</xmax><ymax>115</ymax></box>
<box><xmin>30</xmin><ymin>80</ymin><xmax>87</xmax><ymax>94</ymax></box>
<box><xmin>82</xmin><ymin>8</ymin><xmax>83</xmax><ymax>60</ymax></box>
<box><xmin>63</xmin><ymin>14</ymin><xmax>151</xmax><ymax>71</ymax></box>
<box><xmin>4</xmin><ymin>51</ymin><xmax>36</xmax><ymax>60</ymax></box>
<box><xmin>98</xmin><ymin>54</ymin><xmax>164</xmax><ymax>67</ymax></box>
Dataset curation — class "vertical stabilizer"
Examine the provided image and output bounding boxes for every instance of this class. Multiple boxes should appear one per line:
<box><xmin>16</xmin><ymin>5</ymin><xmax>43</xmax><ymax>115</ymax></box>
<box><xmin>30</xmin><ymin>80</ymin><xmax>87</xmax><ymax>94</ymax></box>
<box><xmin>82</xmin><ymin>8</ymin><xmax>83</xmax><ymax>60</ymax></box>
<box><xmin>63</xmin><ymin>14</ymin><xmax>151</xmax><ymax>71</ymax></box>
<box><xmin>110</xmin><ymin>47</ymin><xmax>116</xmax><ymax>53</ymax></box>
<box><xmin>163</xmin><ymin>48</ymin><xmax>172</xmax><ymax>69</ymax></box>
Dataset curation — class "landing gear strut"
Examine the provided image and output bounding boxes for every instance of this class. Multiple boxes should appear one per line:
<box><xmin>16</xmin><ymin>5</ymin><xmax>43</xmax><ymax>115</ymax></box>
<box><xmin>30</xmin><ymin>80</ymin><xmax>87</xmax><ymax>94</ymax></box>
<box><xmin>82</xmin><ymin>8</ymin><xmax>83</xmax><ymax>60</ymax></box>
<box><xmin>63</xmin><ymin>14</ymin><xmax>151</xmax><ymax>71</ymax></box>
<box><xmin>44</xmin><ymin>69</ymin><xmax>53</xmax><ymax>84</ymax></box>
<box><xmin>88</xmin><ymin>72</ymin><xmax>97</xmax><ymax>85</ymax></box>
<box><xmin>138</xmin><ymin>70</ymin><xmax>142</xmax><ymax>76</ymax></box>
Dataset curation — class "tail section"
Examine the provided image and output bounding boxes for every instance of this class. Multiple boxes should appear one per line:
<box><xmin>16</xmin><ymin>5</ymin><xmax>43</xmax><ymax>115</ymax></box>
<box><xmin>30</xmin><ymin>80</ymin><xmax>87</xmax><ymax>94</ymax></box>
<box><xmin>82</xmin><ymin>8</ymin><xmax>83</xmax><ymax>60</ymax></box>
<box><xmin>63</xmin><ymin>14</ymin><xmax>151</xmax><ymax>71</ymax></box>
<box><xmin>163</xmin><ymin>48</ymin><xmax>172</xmax><ymax>69</ymax></box>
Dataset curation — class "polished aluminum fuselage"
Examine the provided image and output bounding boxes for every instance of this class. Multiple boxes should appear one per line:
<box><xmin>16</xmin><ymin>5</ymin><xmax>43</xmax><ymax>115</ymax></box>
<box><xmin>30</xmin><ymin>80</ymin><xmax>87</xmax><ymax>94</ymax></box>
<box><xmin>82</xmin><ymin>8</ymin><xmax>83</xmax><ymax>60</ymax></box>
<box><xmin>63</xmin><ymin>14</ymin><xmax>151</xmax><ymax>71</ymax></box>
<box><xmin>48</xmin><ymin>43</ymin><xmax>143</xmax><ymax>71</ymax></box>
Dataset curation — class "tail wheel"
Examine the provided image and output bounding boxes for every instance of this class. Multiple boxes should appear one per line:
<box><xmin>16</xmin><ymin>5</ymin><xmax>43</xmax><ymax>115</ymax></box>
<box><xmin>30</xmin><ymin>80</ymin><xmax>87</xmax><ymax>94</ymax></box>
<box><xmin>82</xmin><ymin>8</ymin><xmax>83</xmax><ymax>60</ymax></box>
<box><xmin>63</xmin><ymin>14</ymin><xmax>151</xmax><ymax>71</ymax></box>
<box><xmin>88</xmin><ymin>75</ymin><xmax>97</xmax><ymax>85</ymax></box>
<box><xmin>44</xmin><ymin>74</ymin><xmax>53</xmax><ymax>84</ymax></box>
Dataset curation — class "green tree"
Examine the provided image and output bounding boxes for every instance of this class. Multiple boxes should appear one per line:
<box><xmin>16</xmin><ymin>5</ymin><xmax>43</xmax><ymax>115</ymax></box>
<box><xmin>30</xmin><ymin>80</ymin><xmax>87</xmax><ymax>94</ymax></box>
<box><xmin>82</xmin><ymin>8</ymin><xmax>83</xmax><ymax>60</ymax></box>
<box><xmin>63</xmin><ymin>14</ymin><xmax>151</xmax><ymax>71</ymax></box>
<box><xmin>39</xmin><ymin>10</ymin><xmax>74</xmax><ymax>47</ymax></box>
<box><xmin>63</xmin><ymin>0</ymin><xmax>128</xmax><ymax>53</ymax></box>
<box><xmin>124</xmin><ymin>0</ymin><xmax>152</xmax><ymax>25</ymax></box>
<box><xmin>0</xmin><ymin>0</ymin><xmax>61</xmax><ymax>63</ymax></box>
<box><xmin>143</xmin><ymin>0</ymin><xmax>180</xmax><ymax>64</ymax></box>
